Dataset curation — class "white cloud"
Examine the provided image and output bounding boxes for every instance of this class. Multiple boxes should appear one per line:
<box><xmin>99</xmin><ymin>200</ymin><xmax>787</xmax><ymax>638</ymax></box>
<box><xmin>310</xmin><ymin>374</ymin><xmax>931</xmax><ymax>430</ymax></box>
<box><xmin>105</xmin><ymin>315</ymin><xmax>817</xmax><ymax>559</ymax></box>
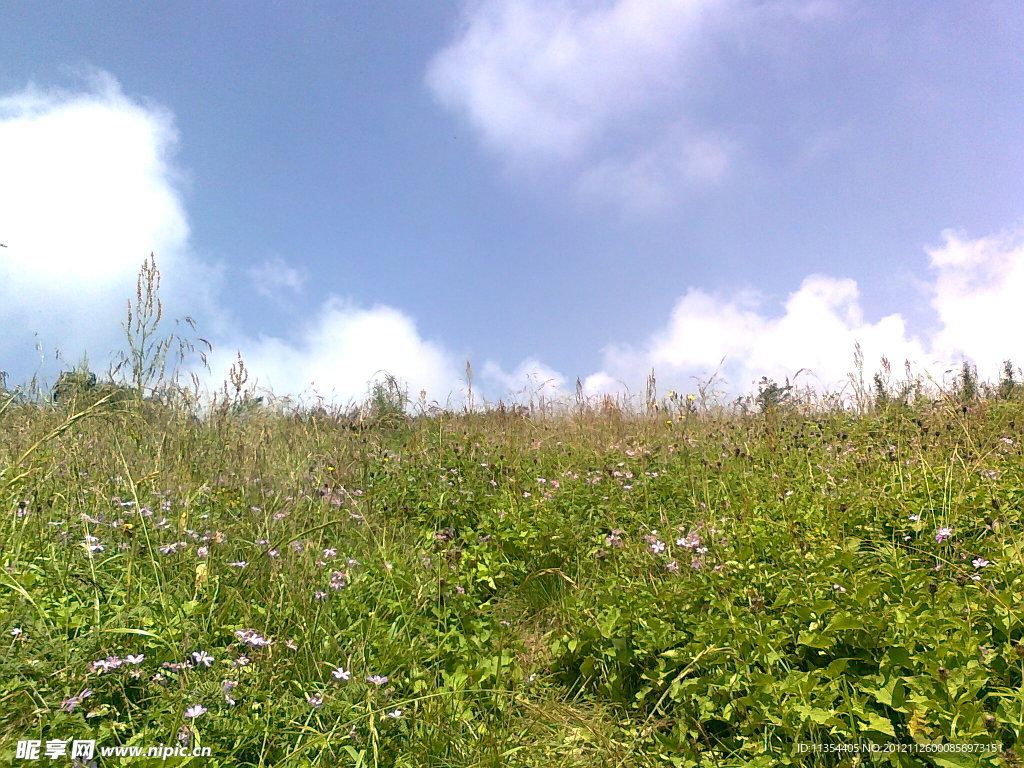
<box><xmin>579</xmin><ymin>228</ymin><xmax>1024</xmax><ymax>399</ymax></box>
<box><xmin>428</xmin><ymin>0</ymin><xmax>720</xmax><ymax>162</ymax></box>
<box><xmin>577</xmin><ymin>127</ymin><xmax>738</xmax><ymax>210</ymax></box>
<box><xmin>247</xmin><ymin>255</ymin><xmax>306</xmax><ymax>299</ymax></box>
<box><xmin>0</xmin><ymin>71</ymin><xmax>222</xmax><ymax>375</ymax></box>
<box><xmin>209</xmin><ymin>298</ymin><xmax>463</xmax><ymax>405</ymax></box>
<box><xmin>481</xmin><ymin>358</ymin><xmax>569</xmax><ymax>402</ymax></box>
<box><xmin>428</xmin><ymin>0</ymin><xmax>834</xmax><ymax>207</ymax></box>
<box><xmin>586</xmin><ymin>275</ymin><xmax>930</xmax><ymax>397</ymax></box>
<box><xmin>0</xmin><ymin>72</ymin><xmax>457</xmax><ymax>406</ymax></box>
<box><xmin>927</xmin><ymin>229</ymin><xmax>1024</xmax><ymax>376</ymax></box>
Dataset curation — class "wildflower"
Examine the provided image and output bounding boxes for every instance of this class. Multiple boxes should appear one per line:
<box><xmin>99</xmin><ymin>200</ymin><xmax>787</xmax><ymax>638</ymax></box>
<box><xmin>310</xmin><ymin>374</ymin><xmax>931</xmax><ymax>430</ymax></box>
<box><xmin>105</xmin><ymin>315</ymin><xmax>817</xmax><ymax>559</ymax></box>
<box><xmin>308</xmin><ymin>693</ymin><xmax>324</xmax><ymax>709</ymax></box>
<box><xmin>605</xmin><ymin>530</ymin><xmax>624</xmax><ymax>548</ymax></box>
<box><xmin>832</xmin><ymin>584</ymin><xmax>846</xmax><ymax>593</ymax></box>
<box><xmin>60</xmin><ymin>689</ymin><xmax>93</xmax><ymax>712</ymax></box>
<box><xmin>222</xmin><ymin>680</ymin><xmax>238</xmax><ymax>706</ymax></box>
<box><xmin>313</xmin><ymin>590</ymin><xmax>327</xmax><ymax>601</ymax></box>
<box><xmin>676</xmin><ymin>533</ymin><xmax>701</xmax><ymax>549</ymax></box>
<box><xmin>227</xmin><ymin>561</ymin><xmax>247</xmax><ymax>568</ymax></box>
<box><xmin>329</xmin><ymin>571</ymin><xmax>347</xmax><ymax>590</ymax></box>
<box><xmin>184</xmin><ymin>704</ymin><xmax>207</xmax><ymax>719</ymax></box>
<box><xmin>323</xmin><ymin>547</ymin><xmax>337</xmax><ymax>558</ymax></box>
<box><xmin>973</xmin><ymin>557</ymin><xmax>990</xmax><ymax>569</ymax></box>
<box><xmin>192</xmin><ymin>651</ymin><xmax>214</xmax><ymax>668</ymax></box>
<box><xmin>664</xmin><ymin>560</ymin><xmax>680</xmax><ymax>573</ymax></box>
<box><xmin>649</xmin><ymin>540</ymin><xmax>666</xmax><ymax>555</ymax></box>
<box><xmin>231</xmin><ymin>655</ymin><xmax>251</xmax><ymax>667</ymax></box>
<box><xmin>196</xmin><ymin>547</ymin><xmax>209</xmax><ymax>559</ymax></box>
<box><xmin>10</xmin><ymin>627</ymin><xmax>22</xmax><ymax>637</ymax></box>
<box><xmin>125</xmin><ymin>654</ymin><xmax>145</xmax><ymax>665</ymax></box>
<box><xmin>935</xmin><ymin>527</ymin><xmax>953</xmax><ymax>544</ymax></box>
<box><xmin>285</xmin><ymin>639</ymin><xmax>298</xmax><ymax>651</ymax></box>
<box><xmin>234</xmin><ymin>630</ymin><xmax>272</xmax><ymax>647</ymax></box>
<box><xmin>91</xmin><ymin>656</ymin><xmax>124</xmax><ymax>673</ymax></box>
<box><xmin>908</xmin><ymin>514</ymin><xmax>920</xmax><ymax>522</ymax></box>
<box><xmin>386</xmin><ymin>709</ymin><xmax>404</xmax><ymax>718</ymax></box>
<box><xmin>332</xmin><ymin>667</ymin><xmax>351</xmax><ymax>682</ymax></box>
<box><xmin>366</xmin><ymin>675</ymin><xmax>389</xmax><ymax>686</ymax></box>
<box><xmin>267</xmin><ymin>549</ymin><xmax>280</xmax><ymax>559</ymax></box>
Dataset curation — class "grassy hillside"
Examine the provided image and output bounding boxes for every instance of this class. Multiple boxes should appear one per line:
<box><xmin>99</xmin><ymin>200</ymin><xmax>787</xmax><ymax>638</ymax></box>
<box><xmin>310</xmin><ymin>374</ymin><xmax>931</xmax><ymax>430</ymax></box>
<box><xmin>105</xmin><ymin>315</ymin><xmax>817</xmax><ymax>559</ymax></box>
<box><xmin>2</xmin><ymin>383</ymin><xmax>1023</xmax><ymax>766</ymax></box>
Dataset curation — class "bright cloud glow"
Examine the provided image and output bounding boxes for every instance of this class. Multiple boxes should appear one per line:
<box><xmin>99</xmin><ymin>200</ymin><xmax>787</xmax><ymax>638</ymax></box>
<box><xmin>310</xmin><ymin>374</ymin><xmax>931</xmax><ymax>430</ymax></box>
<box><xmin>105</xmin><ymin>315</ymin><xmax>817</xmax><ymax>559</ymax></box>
<box><xmin>0</xmin><ymin>72</ymin><xmax>205</xmax><ymax>371</ymax></box>
<box><xmin>0</xmin><ymin>72</ymin><xmax>188</xmax><ymax>286</ymax></box>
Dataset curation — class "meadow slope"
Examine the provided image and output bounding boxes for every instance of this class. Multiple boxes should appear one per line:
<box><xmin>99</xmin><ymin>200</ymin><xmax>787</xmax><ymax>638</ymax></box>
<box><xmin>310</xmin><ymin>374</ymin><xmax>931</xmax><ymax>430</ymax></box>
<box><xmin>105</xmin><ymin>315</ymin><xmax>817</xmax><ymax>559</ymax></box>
<box><xmin>2</xmin><ymin>388</ymin><xmax>1023</xmax><ymax>766</ymax></box>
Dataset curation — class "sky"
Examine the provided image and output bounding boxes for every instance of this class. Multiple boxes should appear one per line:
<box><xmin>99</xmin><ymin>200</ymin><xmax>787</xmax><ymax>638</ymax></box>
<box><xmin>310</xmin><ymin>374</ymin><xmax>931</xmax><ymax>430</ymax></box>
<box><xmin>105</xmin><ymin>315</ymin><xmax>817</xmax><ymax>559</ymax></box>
<box><xmin>2</xmin><ymin>1</ymin><xmax>1024</xmax><ymax>405</ymax></box>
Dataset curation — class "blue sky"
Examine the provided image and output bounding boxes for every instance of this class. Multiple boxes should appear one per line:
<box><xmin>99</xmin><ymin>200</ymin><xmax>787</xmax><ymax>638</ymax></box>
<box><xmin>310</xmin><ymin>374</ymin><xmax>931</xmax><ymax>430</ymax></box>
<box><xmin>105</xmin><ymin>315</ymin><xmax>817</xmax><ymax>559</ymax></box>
<box><xmin>3</xmin><ymin>1</ymin><xmax>1024</xmax><ymax>403</ymax></box>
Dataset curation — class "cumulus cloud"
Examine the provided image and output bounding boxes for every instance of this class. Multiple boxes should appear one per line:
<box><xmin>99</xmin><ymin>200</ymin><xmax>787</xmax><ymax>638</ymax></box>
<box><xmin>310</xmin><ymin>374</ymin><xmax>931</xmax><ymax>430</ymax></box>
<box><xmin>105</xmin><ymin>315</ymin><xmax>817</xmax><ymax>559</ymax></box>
<box><xmin>927</xmin><ymin>229</ymin><xmax>1024</xmax><ymax>374</ymax></box>
<box><xmin>427</xmin><ymin>0</ymin><xmax>835</xmax><ymax>207</ymax></box>
<box><xmin>208</xmin><ymin>298</ymin><xmax>464</xmax><ymax>405</ymax></box>
<box><xmin>584</xmin><ymin>276</ymin><xmax>929</xmax><ymax>397</ymax></box>
<box><xmin>578</xmin><ymin>228</ymin><xmax>1024</xmax><ymax>399</ymax></box>
<box><xmin>0</xmin><ymin>71</ymin><xmax>219</xmax><ymax>375</ymax></box>
<box><xmin>0</xmin><ymin>73</ymin><xmax>459</xmax><ymax>405</ymax></box>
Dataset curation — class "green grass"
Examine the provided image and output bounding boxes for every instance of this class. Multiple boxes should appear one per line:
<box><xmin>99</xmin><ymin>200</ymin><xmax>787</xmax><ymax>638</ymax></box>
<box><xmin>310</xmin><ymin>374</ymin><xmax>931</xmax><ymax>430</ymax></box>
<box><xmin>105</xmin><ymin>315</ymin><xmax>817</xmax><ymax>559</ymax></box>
<box><xmin>2</xmin><ymin>385</ymin><xmax>1024</xmax><ymax>766</ymax></box>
